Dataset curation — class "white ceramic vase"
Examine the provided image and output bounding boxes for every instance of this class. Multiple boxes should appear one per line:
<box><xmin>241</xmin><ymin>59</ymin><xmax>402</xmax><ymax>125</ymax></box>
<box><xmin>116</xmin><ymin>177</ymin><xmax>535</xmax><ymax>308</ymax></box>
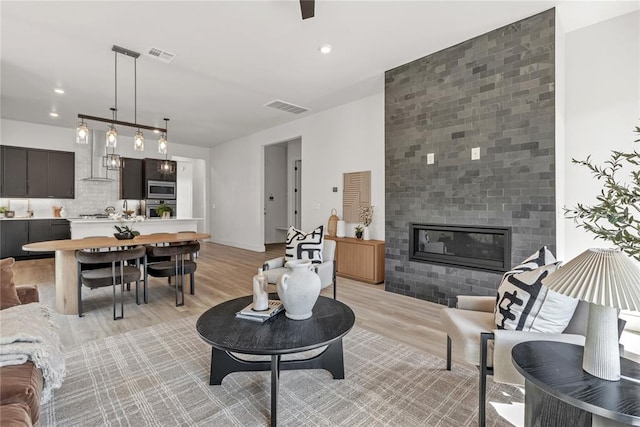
<box><xmin>336</xmin><ymin>220</ymin><xmax>346</xmax><ymax>237</ymax></box>
<box><xmin>277</xmin><ymin>260</ymin><xmax>321</xmax><ymax>320</ymax></box>
<box><xmin>363</xmin><ymin>226</ymin><xmax>371</xmax><ymax>240</ymax></box>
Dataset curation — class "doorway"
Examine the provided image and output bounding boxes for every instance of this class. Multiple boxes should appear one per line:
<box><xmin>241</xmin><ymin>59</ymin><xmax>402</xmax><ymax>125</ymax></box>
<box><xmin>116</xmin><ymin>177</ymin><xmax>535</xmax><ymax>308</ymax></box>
<box><xmin>263</xmin><ymin>137</ymin><xmax>301</xmax><ymax>244</ymax></box>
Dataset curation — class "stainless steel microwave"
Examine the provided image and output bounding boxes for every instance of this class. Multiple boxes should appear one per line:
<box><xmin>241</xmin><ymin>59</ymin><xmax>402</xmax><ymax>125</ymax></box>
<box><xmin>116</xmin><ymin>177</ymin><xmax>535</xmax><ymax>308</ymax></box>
<box><xmin>147</xmin><ymin>180</ymin><xmax>176</xmax><ymax>199</ymax></box>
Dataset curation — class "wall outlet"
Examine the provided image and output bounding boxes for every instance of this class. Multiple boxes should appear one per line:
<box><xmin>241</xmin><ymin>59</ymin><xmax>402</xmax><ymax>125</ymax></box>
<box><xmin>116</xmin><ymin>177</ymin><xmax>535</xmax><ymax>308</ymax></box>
<box><xmin>471</xmin><ymin>147</ymin><xmax>480</xmax><ymax>160</ymax></box>
<box><xmin>427</xmin><ymin>153</ymin><xmax>435</xmax><ymax>164</ymax></box>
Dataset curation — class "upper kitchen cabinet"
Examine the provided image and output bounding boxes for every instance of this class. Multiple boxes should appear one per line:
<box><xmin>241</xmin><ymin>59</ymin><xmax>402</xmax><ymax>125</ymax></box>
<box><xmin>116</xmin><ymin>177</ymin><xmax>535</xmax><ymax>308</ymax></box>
<box><xmin>0</xmin><ymin>146</ymin><xmax>75</xmax><ymax>198</ymax></box>
<box><xmin>143</xmin><ymin>158</ymin><xmax>177</xmax><ymax>182</ymax></box>
<box><xmin>120</xmin><ymin>157</ymin><xmax>144</xmax><ymax>200</ymax></box>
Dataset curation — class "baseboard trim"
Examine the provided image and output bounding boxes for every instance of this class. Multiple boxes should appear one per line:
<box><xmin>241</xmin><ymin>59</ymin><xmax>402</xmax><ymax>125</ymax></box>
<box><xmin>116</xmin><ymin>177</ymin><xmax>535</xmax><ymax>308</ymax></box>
<box><xmin>211</xmin><ymin>238</ymin><xmax>265</xmax><ymax>253</ymax></box>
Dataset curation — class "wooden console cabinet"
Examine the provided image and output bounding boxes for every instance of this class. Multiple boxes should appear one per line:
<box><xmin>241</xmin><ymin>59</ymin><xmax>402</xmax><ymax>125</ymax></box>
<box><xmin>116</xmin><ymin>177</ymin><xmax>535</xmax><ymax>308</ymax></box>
<box><xmin>325</xmin><ymin>236</ymin><xmax>385</xmax><ymax>284</ymax></box>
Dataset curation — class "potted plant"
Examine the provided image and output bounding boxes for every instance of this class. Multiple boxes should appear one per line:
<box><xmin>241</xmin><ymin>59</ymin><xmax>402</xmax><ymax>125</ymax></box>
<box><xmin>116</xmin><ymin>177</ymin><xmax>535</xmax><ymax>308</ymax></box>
<box><xmin>566</xmin><ymin>124</ymin><xmax>640</xmax><ymax>260</ymax></box>
<box><xmin>156</xmin><ymin>204</ymin><xmax>173</xmax><ymax>219</ymax></box>
<box><xmin>355</xmin><ymin>225</ymin><xmax>364</xmax><ymax>239</ymax></box>
<box><xmin>109</xmin><ymin>213</ymin><xmax>143</xmax><ymax>240</ymax></box>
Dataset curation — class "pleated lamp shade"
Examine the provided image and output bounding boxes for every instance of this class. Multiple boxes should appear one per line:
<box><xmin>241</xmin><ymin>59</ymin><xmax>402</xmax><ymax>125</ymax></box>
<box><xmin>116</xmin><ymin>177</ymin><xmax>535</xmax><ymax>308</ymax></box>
<box><xmin>542</xmin><ymin>248</ymin><xmax>640</xmax><ymax>380</ymax></box>
<box><xmin>542</xmin><ymin>248</ymin><xmax>640</xmax><ymax>311</ymax></box>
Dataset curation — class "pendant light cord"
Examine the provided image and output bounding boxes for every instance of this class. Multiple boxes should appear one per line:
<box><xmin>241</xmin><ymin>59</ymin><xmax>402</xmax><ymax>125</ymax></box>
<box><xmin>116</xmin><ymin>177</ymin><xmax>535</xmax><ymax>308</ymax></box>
<box><xmin>134</xmin><ymin>57</ymin><xmax>137</xmax><ymax>126</ymax></box>
<box><xmin>114</xmin><ymin>50</ymin><xmax>118</xmax><ymax>121</ymax></box>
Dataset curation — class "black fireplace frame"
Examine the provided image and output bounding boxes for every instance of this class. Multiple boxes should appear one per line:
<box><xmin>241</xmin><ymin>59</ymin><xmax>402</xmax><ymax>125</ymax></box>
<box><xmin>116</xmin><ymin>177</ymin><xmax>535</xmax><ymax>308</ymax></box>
<box><xmin>409</xmin><ymin>223</ymin><xmax>511</xmax><ymax>273</ymax></box>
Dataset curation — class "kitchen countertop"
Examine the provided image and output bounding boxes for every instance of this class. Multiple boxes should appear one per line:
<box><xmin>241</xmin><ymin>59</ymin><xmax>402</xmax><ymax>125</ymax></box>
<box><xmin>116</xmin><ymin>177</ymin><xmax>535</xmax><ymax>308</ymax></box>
<box><xmin>0</xmin><ymin>216</ymin><xmax>68</xmax><ymax>220</ymax></box>
<box><xmin>67</xmin><ymin>217</ymin><xmax>203</xmax><ymax>223</ymax></box>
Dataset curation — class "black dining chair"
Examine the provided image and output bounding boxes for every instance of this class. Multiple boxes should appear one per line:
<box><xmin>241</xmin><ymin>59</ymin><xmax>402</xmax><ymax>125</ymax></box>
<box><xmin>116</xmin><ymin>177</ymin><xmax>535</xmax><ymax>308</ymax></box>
<box><xmin>76</xmin><ymin>246</ymin><xmax>146</xmax><ymax>320</ymax></box>
<box><xmin>144</xmin><ymin>241</ymin><xmax>199</xmax><ymax>307</ymax></box>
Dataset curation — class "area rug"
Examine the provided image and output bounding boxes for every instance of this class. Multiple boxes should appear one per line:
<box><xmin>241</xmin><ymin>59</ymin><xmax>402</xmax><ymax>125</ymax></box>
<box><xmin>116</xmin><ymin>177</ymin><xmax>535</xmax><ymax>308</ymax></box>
<box><xmin>40</xmin><ymin>317</ymin><xmax>521</xmax><ymax>426</ymax></box>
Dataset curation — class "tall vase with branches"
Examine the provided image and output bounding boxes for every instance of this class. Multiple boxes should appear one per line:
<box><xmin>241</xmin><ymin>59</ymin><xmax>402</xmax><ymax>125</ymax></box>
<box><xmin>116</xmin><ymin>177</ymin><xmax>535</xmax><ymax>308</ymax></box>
<box><xmin>565</xmin><ymin>124</ymin><xmax>640</xmax><ymax>261</ymax></box>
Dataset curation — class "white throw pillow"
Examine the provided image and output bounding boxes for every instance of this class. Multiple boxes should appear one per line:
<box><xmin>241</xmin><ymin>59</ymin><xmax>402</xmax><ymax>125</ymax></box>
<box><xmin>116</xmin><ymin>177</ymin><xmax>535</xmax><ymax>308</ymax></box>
<box><xmin>285</xmin><ymin>225</ymin><xmax>324</xmax><ymax>264</ymax></box>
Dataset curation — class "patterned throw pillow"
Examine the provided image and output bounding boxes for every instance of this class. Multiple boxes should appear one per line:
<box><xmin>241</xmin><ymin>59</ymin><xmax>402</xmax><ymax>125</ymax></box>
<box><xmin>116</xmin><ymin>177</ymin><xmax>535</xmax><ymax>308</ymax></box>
<box><xmin>285</xmin><ymin>226</ymin><xmax>324</xmax><ymax>264</ymax></box>
<box><xmin>495</xmin><ymin>246</ymin><xmax>579</xmax><ymax>333</ymax></box>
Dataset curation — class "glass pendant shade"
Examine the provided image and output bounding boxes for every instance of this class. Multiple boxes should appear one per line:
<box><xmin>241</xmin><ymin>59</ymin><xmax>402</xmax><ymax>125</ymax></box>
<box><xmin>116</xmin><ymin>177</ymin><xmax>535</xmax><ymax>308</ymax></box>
<box><xmin>103</xmin><ymin>153</ymin><xmax>121</xmax><ymax>170</ymax></box>
<box><xmin>158</xmin><ymin>134</ymin><xmax>168</xmax><ymax>154</ymax></box>
<box><xmin>76</xmin><ymin>122</ymin><xmax>89</xmax><ymax>144</ymax></box>
<box><xmin>158</xmin><ymin>159</ymin><xmax>175</xmax><ymax>174</ymax></box>
<box><xmin>106</xmin><ymin>125</ymin><xmax>118</xmax><ymax>148</ymax></box>
<box><xmin>134</xmin><ymin>130</ymin><xmax>145</xmax><ymax>151</ymax></box>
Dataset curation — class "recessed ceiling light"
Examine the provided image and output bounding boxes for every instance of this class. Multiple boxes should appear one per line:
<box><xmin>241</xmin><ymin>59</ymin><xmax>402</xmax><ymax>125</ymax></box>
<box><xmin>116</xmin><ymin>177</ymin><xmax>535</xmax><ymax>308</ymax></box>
<box><xmin>49</xmin><ymin>112</ymin><xmax>59</xmax><ymax>117</ymax></box>
<box><xmin>54</xmin><ymin>88</ymin><xmax>65</xmax><ymax>94</ymax></box>
<box><xmin>319</xmin><ymin>44</ymin><xmax>332</xmax><ymax>54</ymax></box>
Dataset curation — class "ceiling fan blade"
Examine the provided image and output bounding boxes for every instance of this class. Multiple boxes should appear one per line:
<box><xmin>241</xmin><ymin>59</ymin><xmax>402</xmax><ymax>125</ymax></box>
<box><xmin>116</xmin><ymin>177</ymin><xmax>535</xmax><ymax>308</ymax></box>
<box><xmin>300</xmin><ymin>0</ymin><xmax>315</xmax><ymax>20</ymax></box>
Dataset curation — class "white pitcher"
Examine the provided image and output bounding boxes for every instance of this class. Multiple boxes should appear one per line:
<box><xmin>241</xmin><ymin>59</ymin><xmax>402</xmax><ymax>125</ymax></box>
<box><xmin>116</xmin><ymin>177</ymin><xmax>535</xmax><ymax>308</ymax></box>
<box><xmin>277</xmin><ymin>260</ymin><xmax>321</xmax><ymax>320</ymax></box>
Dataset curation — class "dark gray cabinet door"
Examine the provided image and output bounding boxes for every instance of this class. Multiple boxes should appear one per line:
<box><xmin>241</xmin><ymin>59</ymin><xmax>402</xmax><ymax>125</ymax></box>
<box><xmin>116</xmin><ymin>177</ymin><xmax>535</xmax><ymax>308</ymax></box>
<box><xmin>144</xmin><ymin>158</ymin><xmax>176</xmax><ymax>183</ymax></box>
<box><xmin>0</xmin><ymin>220</ymin><xmax>29</xmax><ymax>258</ymax></box>
<box><xmin>1</xmin><ymin>146</ymin><xmax>28</xmax><ymax>197</ymax></box>
<box><xmin>26</xmin><ymin>150</ymin><xmax>49</xmax><ymax>198</ymax></box>
<box><xmin>50</xmin><ymin>219</ymin><xmax>70</xmax><ymax>240</ymax></box>
<box><xmin>120</xmin><ymin>157</ymin><xmax>143</xmax><ymax>200</ymax></box>
<box><xmin>48</xmin><ymin>151</ymin><xmax>75</xmax><ymax>198</ymax></box>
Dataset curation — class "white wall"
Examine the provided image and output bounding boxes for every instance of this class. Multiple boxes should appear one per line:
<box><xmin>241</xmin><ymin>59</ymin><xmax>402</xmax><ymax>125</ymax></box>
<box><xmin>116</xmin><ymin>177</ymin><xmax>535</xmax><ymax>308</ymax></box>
<box><xmin>563</xmin><ymin>11</ymin><xmax>640</xmax><ymax>260</ymax></box>
<box><xmin>210</xmin><ymin>91</ymin><xmax>384</xmax><ymax>252</ymax></box>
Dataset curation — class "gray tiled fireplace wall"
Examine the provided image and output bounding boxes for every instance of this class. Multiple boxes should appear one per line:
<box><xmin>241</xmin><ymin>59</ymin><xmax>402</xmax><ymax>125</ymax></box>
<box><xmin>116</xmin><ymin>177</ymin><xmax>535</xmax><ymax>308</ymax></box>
<box><xmin>384</xmin><ymin>9</ymin><xmax>556</xmax><ymax>306</ymax></box>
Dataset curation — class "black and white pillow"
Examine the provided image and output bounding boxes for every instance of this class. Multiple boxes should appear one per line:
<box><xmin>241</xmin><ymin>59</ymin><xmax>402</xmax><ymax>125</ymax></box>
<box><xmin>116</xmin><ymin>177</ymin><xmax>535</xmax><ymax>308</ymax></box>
<box><xmin>285</xmin><ymin>225</ymin><xmax>324</xmax><ymax>264</ymax></box>
<box><xmin>495</xmin><ymin>262</ymin><xmax>560</xmax><ymax>331</ymax></box>
<box><xmin>495</xmin><ymin>245</ymin><xmax>580</xmax><ymax>333</ymax></box>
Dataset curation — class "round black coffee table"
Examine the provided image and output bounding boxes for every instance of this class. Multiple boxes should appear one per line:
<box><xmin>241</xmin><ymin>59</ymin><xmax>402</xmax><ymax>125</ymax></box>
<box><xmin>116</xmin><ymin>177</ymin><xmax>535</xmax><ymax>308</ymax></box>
<box><xmin>196</xmin><ymin>295</ymin><xmax>355</xmax><ymax>427</ymax></box>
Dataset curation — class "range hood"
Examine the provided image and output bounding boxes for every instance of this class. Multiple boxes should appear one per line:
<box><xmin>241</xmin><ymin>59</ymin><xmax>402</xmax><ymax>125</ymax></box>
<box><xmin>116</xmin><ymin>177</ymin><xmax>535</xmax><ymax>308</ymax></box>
<box><xmin>83</xmin><ymin>130</ymin><xmax>114</xmax><ymax>182</ymax></box>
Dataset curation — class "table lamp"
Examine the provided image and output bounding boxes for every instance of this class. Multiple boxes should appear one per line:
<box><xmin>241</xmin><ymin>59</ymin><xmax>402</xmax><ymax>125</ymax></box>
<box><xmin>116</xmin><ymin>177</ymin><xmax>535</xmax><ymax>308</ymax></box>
<box><xmin>542</xmin><ymin>248</ymin><xmax>640</xmax><ymax>381</ymax></box>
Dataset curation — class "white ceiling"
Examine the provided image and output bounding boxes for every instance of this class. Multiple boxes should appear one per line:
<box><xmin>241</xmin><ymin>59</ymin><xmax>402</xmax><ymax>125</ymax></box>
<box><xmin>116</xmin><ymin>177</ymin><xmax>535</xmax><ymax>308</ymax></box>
<box><xmin>1</xmin><ymin>1</ymin><xmax>638</xmax><ymax>148</ymax></box>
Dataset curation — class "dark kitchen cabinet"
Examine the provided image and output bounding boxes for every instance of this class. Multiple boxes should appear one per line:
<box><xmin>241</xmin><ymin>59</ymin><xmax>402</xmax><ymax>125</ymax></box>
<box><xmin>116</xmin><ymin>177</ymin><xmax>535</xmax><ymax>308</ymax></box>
<box><xmin>1</xmin><ymin>146</ymin><xmax>28</xmax><ymax>197</ymax></box>
<box><xmin>0</xmin><ymin>219</ymin><xmax>70</xmax><ymax>259</ymax></box>
<box><xmin>144</xmin><ymin>158</ymin><xmax>176</xmax><ymax>182</ymax></box>
<box><xmin>0</xmin><ymin>220</ymin><xmax>29</xmax><ymax>258</ymax></box>
<box><xmin>120</xmin><ymin>157</ymin><xmax>144</xmax><ymax>200</ymax></box>
<box><xmin>0</xmin><ymin>146</ymin><xmax>74</xmax><ymax>198</ymax></box>
<box><xmin>27</xmin><ymin>149</ymin><xmax>49</xmax><ymax>198</ymax></box>
<box><xmin>48</xmin><ymin>151</ymin><xmax>75</xmax><ymax>198</ymax></box>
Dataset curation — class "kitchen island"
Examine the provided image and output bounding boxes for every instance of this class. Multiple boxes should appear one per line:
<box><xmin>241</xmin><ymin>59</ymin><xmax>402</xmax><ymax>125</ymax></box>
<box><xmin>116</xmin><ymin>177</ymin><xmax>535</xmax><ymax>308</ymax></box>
<box><xmin>69</xmin><ymin>217</ymin><xmax>203</xmax><ymax>239</ymax></box>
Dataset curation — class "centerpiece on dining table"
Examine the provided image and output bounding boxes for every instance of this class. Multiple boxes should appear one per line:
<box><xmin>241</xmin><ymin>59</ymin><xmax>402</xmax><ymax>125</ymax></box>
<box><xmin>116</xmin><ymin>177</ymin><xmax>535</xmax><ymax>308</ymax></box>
<box><xmin>109</xmin><ymin>213</ymin><xmax>145</xmax><ymax>240</ymax></box>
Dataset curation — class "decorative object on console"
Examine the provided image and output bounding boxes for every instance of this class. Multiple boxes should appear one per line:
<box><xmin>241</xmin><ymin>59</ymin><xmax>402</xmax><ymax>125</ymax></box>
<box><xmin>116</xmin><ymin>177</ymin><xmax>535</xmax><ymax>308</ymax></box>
<box><xmin>354</xmin><ymin>225</ymin><xmax>363</xmax><ymax>239</ymax></box>
<box><xmin>277</xmin><ymin>260</ymin><xmax>321</xmax><ymax>320</ymax></box>
<box><xmin>76</xmin><ymin>45</ymin><xmax>169</xmax><ymax>168</ymax></box>
<box><xmin>336</xmin><ymin>220</ymin><xmax>345</xmax><ymax>238</ymax></box>
<box><xmin>542</xmin><ymin>248</ymin><xmax>640</xmax><ymax>381</ymax></box>
<box><xmin>359</xmin><ymin>205</ymin><xmax>373</xmax><ymax>240</ymax></box>
<box><xmin>327</xmin><ymin>208</ymin><xmax>339</xmax><ymax>236</ymax></box>
<box><xmin>285</xmin><ymin>225</ymin><xmax>324</xmax><ymax>263</ymax></box>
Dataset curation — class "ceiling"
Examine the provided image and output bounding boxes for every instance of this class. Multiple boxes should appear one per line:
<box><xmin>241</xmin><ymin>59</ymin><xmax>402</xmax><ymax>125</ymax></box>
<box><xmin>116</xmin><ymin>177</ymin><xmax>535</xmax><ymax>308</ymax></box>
<box><xmin>1</xmin><ymin>1</ymin><xmax>637</xmax><ymax>148</ymax></box>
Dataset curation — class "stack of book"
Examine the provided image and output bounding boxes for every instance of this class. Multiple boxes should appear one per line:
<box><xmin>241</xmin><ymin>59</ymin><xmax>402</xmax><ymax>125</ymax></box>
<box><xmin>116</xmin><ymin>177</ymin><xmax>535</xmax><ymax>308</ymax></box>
<box><xmin>235</xmin><ymin>300</ymin><xmax>284</xmax><ymax>322</ymax></box>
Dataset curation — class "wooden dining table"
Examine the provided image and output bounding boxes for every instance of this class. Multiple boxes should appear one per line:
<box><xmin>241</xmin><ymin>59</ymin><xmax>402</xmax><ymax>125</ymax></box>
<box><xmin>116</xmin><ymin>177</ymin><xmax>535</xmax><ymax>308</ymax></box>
<box><xmin>22</xmin><ymin>232</ymin><xmax>210</xmax><ymax>315</ymax></box>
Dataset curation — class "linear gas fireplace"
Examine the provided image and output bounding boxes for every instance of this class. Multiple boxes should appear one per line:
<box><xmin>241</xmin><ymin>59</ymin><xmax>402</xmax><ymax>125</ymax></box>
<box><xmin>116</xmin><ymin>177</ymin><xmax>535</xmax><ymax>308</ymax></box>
<box><xmin>409</xmin><ymin>224</ymin><xmax>511</xmax><ymax>273</ymax></box>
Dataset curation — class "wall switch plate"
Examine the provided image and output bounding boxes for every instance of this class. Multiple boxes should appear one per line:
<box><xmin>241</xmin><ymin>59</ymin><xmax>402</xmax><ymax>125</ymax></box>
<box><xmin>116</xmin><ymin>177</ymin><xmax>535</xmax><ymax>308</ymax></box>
<box><xmin>427</xmin><ymin>153</ymin><xmax>435</xmax><ymax>164</ymax></box>
<box><xmin>312</xmin><ymin>203</ymin><xmax>321</xmax><ymax>210</ymax></box>
<box><xmin>333</xmin><ymin>187</ymin><xmax>338</xmax><ymax>192</ymax></box>
<box><xmin>471</xmin><ymin>147</ymin><xmax>480</xmax><ymax>160</ymax></box>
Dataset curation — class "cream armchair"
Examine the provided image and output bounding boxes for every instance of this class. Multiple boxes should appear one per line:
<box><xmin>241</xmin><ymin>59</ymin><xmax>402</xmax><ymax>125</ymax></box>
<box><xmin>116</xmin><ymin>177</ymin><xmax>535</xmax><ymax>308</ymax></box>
<box><xmin>440</xmin><ymin>296</ymin><xmax>626</xmax><ymax>427</ymax></box>
<box><xmin>262</xmin><ymin>239</ymin><xmax>337</xmax><ymax>299</ymax></box>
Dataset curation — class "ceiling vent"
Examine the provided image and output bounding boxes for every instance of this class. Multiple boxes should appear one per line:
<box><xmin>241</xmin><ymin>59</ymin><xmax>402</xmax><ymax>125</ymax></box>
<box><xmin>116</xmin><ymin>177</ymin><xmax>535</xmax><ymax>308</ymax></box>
<box><xmin>145</xmin><ymin>47</ymin><xmax>176</xmax><ymax>63</ymax></box>
<box><xmin>265</xmin><ymin>99</ymin><xmax>310</xmax><ymax>115</ymax></box>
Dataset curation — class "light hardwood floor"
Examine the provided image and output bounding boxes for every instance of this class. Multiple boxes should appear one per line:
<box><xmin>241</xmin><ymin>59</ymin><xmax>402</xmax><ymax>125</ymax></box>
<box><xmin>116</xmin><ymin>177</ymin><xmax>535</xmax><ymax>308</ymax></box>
<box><xmin>12</xmin><ymin>242</ymin><xmax>639</xmax><ymax>365</ymax></box>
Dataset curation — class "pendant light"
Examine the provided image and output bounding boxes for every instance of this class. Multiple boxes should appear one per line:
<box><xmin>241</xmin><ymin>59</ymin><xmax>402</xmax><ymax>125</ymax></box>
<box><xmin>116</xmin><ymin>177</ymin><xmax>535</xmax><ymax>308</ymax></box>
<box><xmin>76</xmin><ymin>120</ymin><xmax>89</xmax><ymax>144</ymax></box>
<box><xmin>106</xmin><ymin>108</ymin><xmax>118</xmax><ymax>148</ymax></box>
<box><xmin>133</xmin><ymin>56</ymin><xmax>144</xmax><ymax>152</ymax></box>
<box><xmin>77</xmin><ymin>45</ymin><xmax>168</xmax><ymax>166</ymax></box>
<box><xmin>158</xmin><ymin>118</ymin><xmax>175</xmax><ymax>174</ymax></box>
<box><xmin>158</xmin><ymin>118</ymin><xmax>168</xmax><ymax>154</ymax></box>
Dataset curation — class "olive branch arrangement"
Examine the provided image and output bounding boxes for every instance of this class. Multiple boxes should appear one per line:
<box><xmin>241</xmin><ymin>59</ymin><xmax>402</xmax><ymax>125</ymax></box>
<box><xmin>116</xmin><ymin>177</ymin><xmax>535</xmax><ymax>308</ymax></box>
<box><xmin>565</xmin><ymin>124</ymin><xmax>640</xmax><ymax>261</ymax></box>
<box><xmin>358</xmin><ymin>205</ymin><xmax>374</xmax><ymax>227</ymax></box>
